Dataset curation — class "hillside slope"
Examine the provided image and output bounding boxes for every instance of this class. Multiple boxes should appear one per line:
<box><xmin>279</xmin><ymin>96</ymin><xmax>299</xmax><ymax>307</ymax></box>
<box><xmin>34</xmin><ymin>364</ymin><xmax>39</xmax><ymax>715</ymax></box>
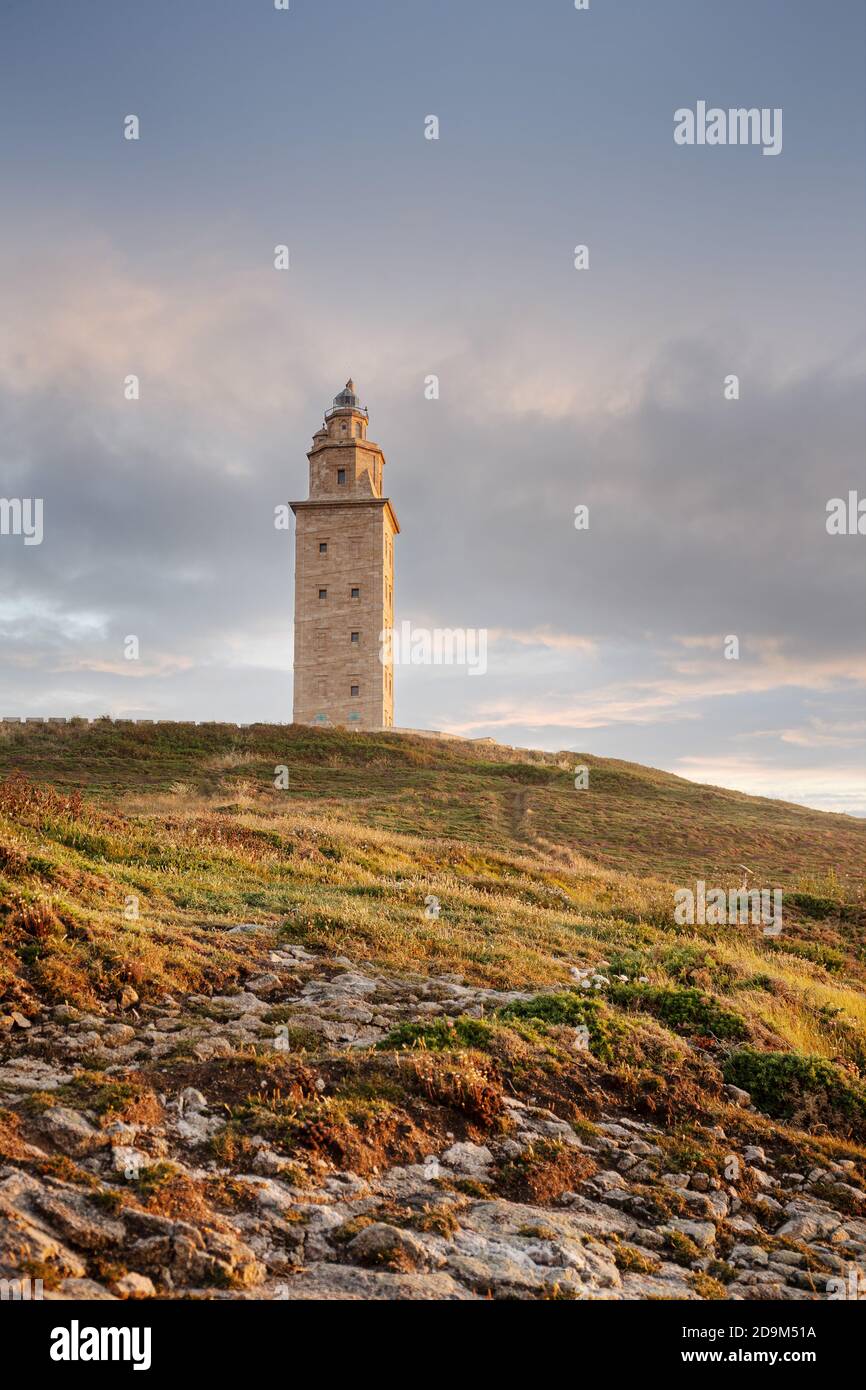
<box><xmin>2</xmin><ymin>718</ymin><xmax>864</xmax><ymax>884</ymax></box>
<box><xmin>0</xmin><ymin>721</ymin><xmax>864</xmax><ymax>1301</ymax></box>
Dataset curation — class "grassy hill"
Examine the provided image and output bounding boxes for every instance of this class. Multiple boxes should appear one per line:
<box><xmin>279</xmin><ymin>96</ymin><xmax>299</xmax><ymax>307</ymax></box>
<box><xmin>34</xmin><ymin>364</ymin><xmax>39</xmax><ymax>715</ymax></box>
<box><xmin>2</xmin><ymin>720</ymin><xmax>866</xmax><ymax>1300</ymax></box>
<box><xmin>3</xmin><ymin>717</ymin><xmax>864</xmax><ymax>883</ymax></box>
<box><xmin>1</xmin><ymin>719</ymin><xmax>864</xmax><ymax>1050</ymax></box>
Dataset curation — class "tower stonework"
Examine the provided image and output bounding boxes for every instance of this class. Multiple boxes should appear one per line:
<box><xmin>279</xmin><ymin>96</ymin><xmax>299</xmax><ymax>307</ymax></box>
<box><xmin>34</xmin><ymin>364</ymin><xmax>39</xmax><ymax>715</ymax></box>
<box><xmin>291</xmin><ymin>382</ymin><xmax>398</xmax><ymax>730</ymax></box>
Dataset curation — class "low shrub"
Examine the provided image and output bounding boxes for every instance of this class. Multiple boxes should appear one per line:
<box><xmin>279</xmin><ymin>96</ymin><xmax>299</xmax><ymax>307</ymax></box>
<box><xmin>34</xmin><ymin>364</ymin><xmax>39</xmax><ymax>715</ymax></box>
<box><xmin>723</xmin><ymin>1048</ymin><xmax>866</xmax><ymax>1140</ymax></box>
<box><xmin>774</xmin><ymin>940</ymin><xmax>846</xmax><ymax>973</ymax></box>
<box><xmin>788</xmin><ymin>892</ymin><xmax>839</xmax><ymax>921</ymax></box>
<box><xmin>497</xmin><ymin>992</ymin><xmax>616</xmax><ymax>1060</ymax></box>
<box><xmin>607</xmin><ymin>984</ymin><xmax>748</xmax><ymax>1041</ymax></box>
<box><xmin>380</xmin><ymin>1017</ymin><xmax>497</xmax><ymax>1052</ymax></box>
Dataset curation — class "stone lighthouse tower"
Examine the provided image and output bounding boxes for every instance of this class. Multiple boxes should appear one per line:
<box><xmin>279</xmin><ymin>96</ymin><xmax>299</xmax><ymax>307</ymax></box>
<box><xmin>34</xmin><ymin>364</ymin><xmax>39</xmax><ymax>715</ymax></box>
<box><xmin>291</xmin><ymin>381</ymin><xmax>398</xmax><ymax>729</ymax></box>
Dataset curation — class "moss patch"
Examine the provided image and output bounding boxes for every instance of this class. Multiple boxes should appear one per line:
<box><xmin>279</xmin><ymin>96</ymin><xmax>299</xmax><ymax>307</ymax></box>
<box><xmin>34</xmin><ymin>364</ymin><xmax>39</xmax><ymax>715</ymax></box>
<box><xmin>723</xmin><ymin>1049</ymin><xmax>866</xmax><ymax>1140</ymax></box>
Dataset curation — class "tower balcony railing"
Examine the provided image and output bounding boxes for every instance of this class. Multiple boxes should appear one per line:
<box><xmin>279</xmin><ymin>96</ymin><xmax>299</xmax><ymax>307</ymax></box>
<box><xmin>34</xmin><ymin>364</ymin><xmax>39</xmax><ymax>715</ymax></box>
<box><xmin>325</xmin><ymin>404</ymin><xmax>368</xmax><ymax>420</ymax></box>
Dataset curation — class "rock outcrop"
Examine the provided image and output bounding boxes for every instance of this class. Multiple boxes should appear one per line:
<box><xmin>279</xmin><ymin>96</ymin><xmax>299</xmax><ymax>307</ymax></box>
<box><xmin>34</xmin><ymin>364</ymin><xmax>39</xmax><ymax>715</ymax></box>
<box><xmin>1</xmin><ymin>938</ymin><xmax>863</xmax><ymax>1301</ymax></box>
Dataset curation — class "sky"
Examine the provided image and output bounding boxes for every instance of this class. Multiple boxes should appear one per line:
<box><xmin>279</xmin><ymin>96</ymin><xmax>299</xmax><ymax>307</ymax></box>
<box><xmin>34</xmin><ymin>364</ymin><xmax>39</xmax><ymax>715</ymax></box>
<box><xmin>1</xmin><ymin>0</ymin><xmax>865</xmax><ymax>814</ymax></box>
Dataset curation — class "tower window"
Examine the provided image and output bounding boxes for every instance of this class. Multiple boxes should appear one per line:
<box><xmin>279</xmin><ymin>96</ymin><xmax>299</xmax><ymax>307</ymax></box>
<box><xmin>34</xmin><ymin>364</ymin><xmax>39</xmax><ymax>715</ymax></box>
<box><xmin>337</xmin><ymin>468</ymin><xmax>346</xmax><ymax>485</ymax></box>
<box><xmin>318</xmin><ymin>588</ymin><xmax>327</xmax><ymax>600</ymax></box>
<box><xmin>350</xmin><ymin>631</ymin><xmax>359</xmax><ymax>644</ymax></box>
<box><xmin>319</xmin><ymin>541</ymin><xmax>328</xmax><ymax>554</ymax></box>
<box><xmin>350</xmin><ymin>684</ymin><xmax>360</xmax><ymax>697</ymax></box>
<box><xmin>350</xmin><ymin>586</ymin><xmax>360</xmax><ymax>599</ymax></box>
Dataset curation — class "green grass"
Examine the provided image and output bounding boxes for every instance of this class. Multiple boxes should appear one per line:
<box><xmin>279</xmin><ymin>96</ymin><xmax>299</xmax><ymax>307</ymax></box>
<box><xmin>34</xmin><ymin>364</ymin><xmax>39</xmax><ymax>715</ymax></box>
<box><xmin>380</xmin><ymin>1017</ymin><xmax>500</xmax><ymax>1052</ymax></box>
<box><xmin>1</xmin><ymin>721</ymin><xmax>865</xmax><ymax>1156</ymax></box>
<box><xmin>3</xmin><ymin>718</ymin><xmax>865</xmax><ymax>883</ymax></box>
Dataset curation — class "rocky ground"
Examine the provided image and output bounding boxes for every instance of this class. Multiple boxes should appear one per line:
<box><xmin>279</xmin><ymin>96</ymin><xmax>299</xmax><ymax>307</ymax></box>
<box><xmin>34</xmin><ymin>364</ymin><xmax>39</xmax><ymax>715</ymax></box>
<box><xmin>1</xmin><ymin>926</ymin><xmax>864</xmax><ymax>1301</ymax></box>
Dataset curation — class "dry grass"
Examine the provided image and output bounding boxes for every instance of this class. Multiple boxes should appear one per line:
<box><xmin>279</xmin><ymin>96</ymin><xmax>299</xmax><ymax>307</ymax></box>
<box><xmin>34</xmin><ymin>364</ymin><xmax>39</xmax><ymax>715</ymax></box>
<box><xmin>1</xmin><ymin>723</ymin><xmax>865</xmax><ymax>1157</ymax></box>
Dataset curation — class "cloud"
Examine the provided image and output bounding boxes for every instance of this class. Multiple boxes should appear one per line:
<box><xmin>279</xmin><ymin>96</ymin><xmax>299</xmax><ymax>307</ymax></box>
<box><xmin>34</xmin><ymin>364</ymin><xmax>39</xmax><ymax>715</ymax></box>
<box><xmin>741</xmin><ymin>718</ymin><xmax>866</xmax><ymax>749</ymax></box>
<box><xmin>673</xmin><ymin>756</ymin><xmax>866</xmax><ymax>817</ymax></box>
<box><xmin>487</xmin><ymin>627</ymin><xmax>598</xmax><ymax>655</ymax></box>
<box><xmin>440</xmin><ymin>638</ymin><xmax>866</xmax><ymax>733</ymax></box>
<box><xmin>0</xmin><ymin>598</ymin><xmax>109</xmax><ymax>647</ymax></box>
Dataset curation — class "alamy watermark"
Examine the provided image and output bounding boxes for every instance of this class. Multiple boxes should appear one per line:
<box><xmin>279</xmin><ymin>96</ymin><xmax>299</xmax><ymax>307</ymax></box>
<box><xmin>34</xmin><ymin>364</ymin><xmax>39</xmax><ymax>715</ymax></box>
<box><xmin>674</xmin><ymin>102</ymin><xmax>782</xmax><ymax>157</ymax></box>
<box><xmin>0</xmin><ymin>1276</ymin><xmax>43</xmax><ymax>1300</ymax></box>
<box><xmin>50</xmin><ymin>1323</ymin><xmax>151</xmax><ymax>1370</ymax></box>
<box><xmin>380</xmin><ymin>622</ymin><xmax>487</xmax><ymax>676</ymax></box>
<box><xmin>826</xmin><ymin>1265</ymin><xmax>866</xmax><ymax>1300</ymax></box>
<box><xmin>674</xmin><ymin>880</ymin><xmax>783</xmax><ymax>936</ymax></box>
<box><xmin>826</xmin><ymin>492</ymin><xmax>865</xmax><ymax>535</ymax></box>
<box><xmin>0</xmin><ymin>497</ymin><xmax>43</xmax><ymax>545</ymax></box>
